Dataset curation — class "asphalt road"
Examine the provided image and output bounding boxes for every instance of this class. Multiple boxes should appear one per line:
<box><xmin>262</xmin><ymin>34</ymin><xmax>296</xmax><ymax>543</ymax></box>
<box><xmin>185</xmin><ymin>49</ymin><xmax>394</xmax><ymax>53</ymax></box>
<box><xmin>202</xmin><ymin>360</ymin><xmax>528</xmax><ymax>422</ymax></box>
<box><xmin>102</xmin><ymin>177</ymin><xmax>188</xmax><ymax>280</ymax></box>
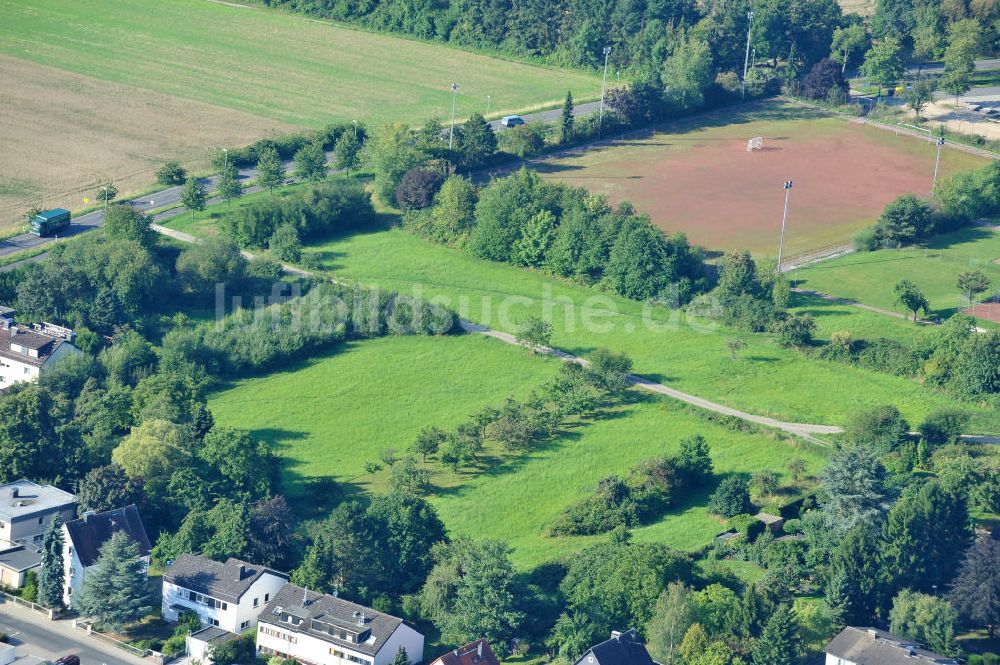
<box><xmin>0</xmin><ymin>603</ymin><xmax>146</xmax><ymax>665</ymax></box>
<box><xmin>0</xmin><ymin>101</ymin><xmax>603</xmax><ymax>262</ymax></box>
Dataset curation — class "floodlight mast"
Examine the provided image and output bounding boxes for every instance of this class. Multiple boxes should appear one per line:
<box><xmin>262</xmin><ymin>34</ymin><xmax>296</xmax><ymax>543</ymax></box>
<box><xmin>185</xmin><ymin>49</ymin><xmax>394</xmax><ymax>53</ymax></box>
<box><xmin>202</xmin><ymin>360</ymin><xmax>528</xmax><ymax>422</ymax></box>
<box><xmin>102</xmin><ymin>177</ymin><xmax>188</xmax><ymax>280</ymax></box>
<box><xmin>742</xmin><ymin>11</ymin><xmax>755</xmax><ymax>97</ymax></box>
<box><xmin>448</xmin><ymin>83</ymin><xmax>460</xmax><ymax>150</ymax></box>
<box><xmin>777</xmin><ymin>180</ymin><xmax>793</xmax><ymax>273</ymax></box>
<box><xmin>599</xmin><ymin>46</ymin><xmax>612</xmax><ymax>137</ymax></box>
<box><xmin>932</xmin><ymin>137</ymin><xmax>945</xmax><ymax>198</ymax></box>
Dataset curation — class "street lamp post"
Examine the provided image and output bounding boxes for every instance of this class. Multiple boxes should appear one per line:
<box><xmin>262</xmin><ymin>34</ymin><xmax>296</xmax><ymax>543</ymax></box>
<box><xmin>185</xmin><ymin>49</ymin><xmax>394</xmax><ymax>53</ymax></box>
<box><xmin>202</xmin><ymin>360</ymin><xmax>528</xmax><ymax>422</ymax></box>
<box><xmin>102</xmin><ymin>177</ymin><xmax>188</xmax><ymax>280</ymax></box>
<box><xmin>448</xmin><ymin>83</ymin><xmax>460</xmax><ymax>150</ymax></box>
<box><xmin>777</xmin><ymin>180</ymin><xmax>793</xmax><ymax>273</ymax></box>
<box><xmin>353</xmin><ymin>119</ymin><xmax>358</xmax><ymax>140</ymax></box>
<box><xmin>742</xmin><ymin>11</ymin><xmax>755</xmax><ymax>97</ymax></box>
<box><xmin>598</xmin><ymin>46</ymin><xmax>612</xmax><ymax>137</ymax></box>
<box><xmin>485</xmin><ymin>95</ymin><xmax>491</xmax><ymax>116</ymax></box>
<box><xmin>99</xmin><ymin>186</ymin><xmax>109</xmax><ymax>212</ymax></box>
<box><xmin>932</xmin><ymin>137</ymin><xmax>945</xmax><ymax>198</ymax></box>
<box><xmin>223</xmin><ymin>148</ymin><xmax>228</xmax><ymax>169</ymax></box>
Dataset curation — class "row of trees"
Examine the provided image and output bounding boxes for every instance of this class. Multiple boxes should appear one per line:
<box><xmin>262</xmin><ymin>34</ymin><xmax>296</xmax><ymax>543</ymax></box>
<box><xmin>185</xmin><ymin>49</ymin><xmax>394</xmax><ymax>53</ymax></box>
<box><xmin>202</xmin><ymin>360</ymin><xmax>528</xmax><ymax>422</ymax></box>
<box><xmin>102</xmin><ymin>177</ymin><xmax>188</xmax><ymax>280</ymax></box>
<box><xmin>406</xmin><ymin>168</ymin><xmax>709</xmax><ymax>303</ymax></box>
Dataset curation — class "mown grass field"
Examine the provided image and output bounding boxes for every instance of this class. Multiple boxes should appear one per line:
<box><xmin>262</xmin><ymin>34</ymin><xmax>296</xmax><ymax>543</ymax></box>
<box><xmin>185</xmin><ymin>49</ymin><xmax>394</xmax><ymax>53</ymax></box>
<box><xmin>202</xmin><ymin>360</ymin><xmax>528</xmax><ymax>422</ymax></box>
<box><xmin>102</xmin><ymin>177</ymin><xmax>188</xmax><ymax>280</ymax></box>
<box><xmin>791</xmin><ymin>226</ymin><xmax>1000</xmax><ymax>318</ymax></box>
<box><xmin>209</xmin><ymin>333</ymin><xmax>828</xmax><ymax>569</ymax></box>
<box><xmin>287</xmin><ymin>224</ymin><xmax>1000</xmax><ymax>432</ymax></box>
<box><xmin>533</xmin><ymin>100</ymin><xmax>987</xmax><ymax>256</ymax></box>
<box><xmin>0</xmin><ymin>0</ymin><xmax>599</xmax><ymax>128</ymax></box>
<box><xmin>163</xmin><ymin>181</ymin><xmax>1000</xmax><ymax>432</ymax></box>
<box><xmin>0</xmin><ymin>0</ymin><xmax>598</xmax><ymax>230</ymax></box>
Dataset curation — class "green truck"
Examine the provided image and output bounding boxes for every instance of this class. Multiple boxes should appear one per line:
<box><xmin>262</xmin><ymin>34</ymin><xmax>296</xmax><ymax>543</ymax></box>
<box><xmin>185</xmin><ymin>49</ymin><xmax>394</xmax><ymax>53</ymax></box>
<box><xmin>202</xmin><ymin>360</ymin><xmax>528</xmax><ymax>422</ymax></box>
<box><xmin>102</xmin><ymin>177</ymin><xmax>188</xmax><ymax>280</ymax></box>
<box><xmin>31</xmin><ymin>208</ymin><xmax>71</xmax><ymax>237</ymax></box>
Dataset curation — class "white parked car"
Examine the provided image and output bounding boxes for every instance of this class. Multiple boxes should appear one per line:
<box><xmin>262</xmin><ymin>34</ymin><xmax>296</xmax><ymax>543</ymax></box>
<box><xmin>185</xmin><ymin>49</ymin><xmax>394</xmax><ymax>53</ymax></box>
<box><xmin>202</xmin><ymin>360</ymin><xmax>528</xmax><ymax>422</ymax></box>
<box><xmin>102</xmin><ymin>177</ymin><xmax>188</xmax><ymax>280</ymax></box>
<box><xmin>501</xmin><ymin>115</ymin><xmax>525</xmax><ymax>128</ymax></box>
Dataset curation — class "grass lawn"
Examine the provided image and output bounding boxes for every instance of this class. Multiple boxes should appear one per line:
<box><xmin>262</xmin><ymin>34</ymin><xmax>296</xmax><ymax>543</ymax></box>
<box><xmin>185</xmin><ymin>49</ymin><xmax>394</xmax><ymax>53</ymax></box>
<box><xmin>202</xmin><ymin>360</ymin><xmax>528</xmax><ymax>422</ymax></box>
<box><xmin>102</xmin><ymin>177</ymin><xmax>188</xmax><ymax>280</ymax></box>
<box><xmin>288</xmin><ymin>224</ymin><xmax>1000</xmax><ymax>433</ymax></box>
<box><xmin>531</xmin><ymin>99</ymin><xmax>986</xmax><ymax>256</ymax></box>
<box><xmin>210</xmin><ymin>334</ymin><xmax>560</xmax><ymax>487</ymax></box>
<box><xmin>791</xmin><ymin>225</ymin><xmax>1000</xmax><ymax>318</ymax></box>
<box><xmin>790</xmin><ymin>291</ymin><xmax>940</xmax><ymax>347</ymax></box>
<box><xmin>209</xmin><ymin>334</ymin><xmax>828</xmax><ymax>569</ymax></box>
<box><xmin>0</xmin><ymin>0</ymin><xmax>599</xmax><ymax>129</ymax></box>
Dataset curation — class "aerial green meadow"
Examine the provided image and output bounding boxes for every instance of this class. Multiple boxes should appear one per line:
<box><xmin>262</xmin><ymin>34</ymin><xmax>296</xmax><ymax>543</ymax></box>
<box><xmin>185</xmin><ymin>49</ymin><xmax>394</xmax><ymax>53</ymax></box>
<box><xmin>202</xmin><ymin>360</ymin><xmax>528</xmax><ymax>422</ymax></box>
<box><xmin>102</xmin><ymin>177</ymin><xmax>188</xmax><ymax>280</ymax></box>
<box><xmin>0</xmin><ymin>0</ymin><xmax>600</xmax><ymax>127</ymax></box>
<box><xmin>792</xmin><ymin>225</ymin><xmax>1000</xmax><ymax>318</ymax></box>
<box><xmin>209</xmin><ymin>333</ymin><xmax>828</xmax><ymax>568</ymax></box>
<box><xmin>296</xmin><ymin>224</ymin><xmax>1000</xmax><ymax>432</ymax></box>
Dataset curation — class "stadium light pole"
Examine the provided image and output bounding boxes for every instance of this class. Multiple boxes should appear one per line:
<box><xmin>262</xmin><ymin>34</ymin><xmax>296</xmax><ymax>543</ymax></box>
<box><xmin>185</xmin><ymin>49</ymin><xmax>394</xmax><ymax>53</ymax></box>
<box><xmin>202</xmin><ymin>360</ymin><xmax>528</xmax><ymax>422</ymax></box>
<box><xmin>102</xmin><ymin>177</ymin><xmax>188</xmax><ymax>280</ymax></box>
<box><xmin>599</xmin><ymin>46</ymin><xmax>612</xmax><ymax>137</ymax></box>
<box><xmin>742</xmin><ymin>10</ymin><xmax>755</xmax><ymax>97</ymax></box>
<box><xmin>777</xmin><ymin>180</ymin><xmax>793</xmax><ymax>273</ymax></box>
<box><xmin>932</xmin><ymin>137</ymin><xmax>945</xmax><ymax>198</ymax></box>
<box><xmin>485</xmin><ymin>95</ymin><xmax>492</xmax><ymax>116</ymax></box>
<box><xmin>99</xmin><ymin>186</ymin><xmax>109</xmax><ymax>213</ymax></box>
<box><xmin>448</xmin><ymin>83</ymin><xmax>460</xmax><ymax>150</ymax></box>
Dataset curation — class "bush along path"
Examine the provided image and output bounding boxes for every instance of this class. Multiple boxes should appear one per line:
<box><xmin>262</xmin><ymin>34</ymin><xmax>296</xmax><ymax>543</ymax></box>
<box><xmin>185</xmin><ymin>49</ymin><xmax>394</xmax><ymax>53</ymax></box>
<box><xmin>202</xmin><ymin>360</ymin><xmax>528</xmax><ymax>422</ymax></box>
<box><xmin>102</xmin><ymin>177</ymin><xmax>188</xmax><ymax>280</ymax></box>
<box><xmin>148</xmin><ymin>221</ymin><xmax>846</xmax><ymax>443</ymax></box>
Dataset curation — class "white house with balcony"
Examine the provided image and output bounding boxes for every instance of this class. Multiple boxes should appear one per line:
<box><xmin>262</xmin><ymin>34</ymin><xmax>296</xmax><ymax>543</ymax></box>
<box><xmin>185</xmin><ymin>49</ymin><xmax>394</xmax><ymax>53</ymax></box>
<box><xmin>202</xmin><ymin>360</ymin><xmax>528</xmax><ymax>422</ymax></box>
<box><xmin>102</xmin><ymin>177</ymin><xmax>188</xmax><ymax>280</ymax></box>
<box><xmin>162</xmin><ymin>554</ymin><xmax>288</xmax><ymax>634</ymax></box>
<box><xmin>0</xmin><ymin>310</ymin><xmax>79</xmax><ymax>390</ymax></box>
<box><xmin>62</xmin><ymin>504</ymin><xmax>151</xmax><ymax>609</ymax></box>
<box><xmin>256</xmin><ymin>584</ymin><xmax>424</xmax><ymax>665</ymax></box>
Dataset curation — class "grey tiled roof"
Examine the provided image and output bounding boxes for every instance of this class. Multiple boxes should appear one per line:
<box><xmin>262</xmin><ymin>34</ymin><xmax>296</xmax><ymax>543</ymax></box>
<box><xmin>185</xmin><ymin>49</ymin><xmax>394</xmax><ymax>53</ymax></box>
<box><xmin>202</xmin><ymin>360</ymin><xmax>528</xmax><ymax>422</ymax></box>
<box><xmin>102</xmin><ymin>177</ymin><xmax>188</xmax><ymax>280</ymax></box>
<box><xmin>64</xmin><ymin>505</ymin><xmax>151</xmax><ymax>567</ymax></box>
<box><xmin>825</xmin><ymin>627</ymin><xmax>959</xmax><ymax>664</ymax></box>
<box><xmin>0</xmin><ymin>480</ymin><xmax>76</xmax><ymax>522</ymax></box>
<box><xmin>573</xmin><ymin>630</ymin><xmax>656</xmax><ymax>665</ymax></box>
<box><xmin>164</xmin><ymin>554</ymin><xmax>288</xmax><ymax>604</ymax></box>
<box><xmin>0</xmin><ymin>546</ymin><xmax>41</xmax><ymax>572</ymax></box>
<box><xmin>260</xmin><ymin>583</ymin><xmax>408</xmax><ymax>657</ymax></box>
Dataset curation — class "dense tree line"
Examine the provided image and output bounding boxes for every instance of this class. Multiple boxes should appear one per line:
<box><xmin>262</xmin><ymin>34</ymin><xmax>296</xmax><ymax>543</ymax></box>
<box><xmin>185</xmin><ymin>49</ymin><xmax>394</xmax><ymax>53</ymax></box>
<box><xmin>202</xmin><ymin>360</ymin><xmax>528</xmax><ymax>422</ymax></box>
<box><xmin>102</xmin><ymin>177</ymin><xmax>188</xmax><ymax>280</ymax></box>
<box><xmin>407</xmin><ymin>168</ymin><xmax>709</xmax><ymax>302</ymax></box>
<box><xmin>224</xmin><ymin>179</ymin><xmax>377</xmax><ymax>251</ymax></box>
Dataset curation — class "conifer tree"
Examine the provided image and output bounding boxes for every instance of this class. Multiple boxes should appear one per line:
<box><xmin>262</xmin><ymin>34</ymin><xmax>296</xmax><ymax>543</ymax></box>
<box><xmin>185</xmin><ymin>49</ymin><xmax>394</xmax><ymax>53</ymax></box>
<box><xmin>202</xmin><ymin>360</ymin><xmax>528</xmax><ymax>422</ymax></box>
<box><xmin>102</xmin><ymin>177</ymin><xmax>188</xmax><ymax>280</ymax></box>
<box><xmin>37</xmin><ymin>516</ymin><xmax>65</xmax><ymax>610</ymax></box>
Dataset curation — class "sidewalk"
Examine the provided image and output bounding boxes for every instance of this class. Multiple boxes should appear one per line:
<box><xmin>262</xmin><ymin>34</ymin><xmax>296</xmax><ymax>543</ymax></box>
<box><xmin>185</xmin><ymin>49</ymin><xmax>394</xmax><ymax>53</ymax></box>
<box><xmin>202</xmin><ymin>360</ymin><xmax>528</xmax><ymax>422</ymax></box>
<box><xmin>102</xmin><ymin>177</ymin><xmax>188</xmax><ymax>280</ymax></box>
<box><xmin>0</xmin><ymin>599</ymin><xmax>150</xmax><ymax>665</ymax></box>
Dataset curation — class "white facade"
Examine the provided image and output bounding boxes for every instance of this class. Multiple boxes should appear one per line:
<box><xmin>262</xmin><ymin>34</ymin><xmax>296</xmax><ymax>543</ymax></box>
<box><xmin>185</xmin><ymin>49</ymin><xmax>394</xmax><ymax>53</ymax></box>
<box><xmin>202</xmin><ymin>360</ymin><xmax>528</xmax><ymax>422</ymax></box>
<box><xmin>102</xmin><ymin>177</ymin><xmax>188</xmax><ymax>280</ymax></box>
<box><xmin>257</xmin><ymin>619</ymin><xmax>424</xmax><ymax>665</ymax></box>
<box><xmin>162</xmin><ymin>573</ymin><xmax>287</xmax><ymax>633</ymax></box>
<box><xmin>825</xmin><ymin>656</ymin><xmax>851</xmax><ymax>665</ymax></box>
<box><xmin>0</xmin><ymin>339</ymin><xmax>77</xmax><ymax>389</ymax></box>
<box><xmin>61</xmin><ymin>531</ymin><xmax>150</xmax><ymax>608</ymax></box>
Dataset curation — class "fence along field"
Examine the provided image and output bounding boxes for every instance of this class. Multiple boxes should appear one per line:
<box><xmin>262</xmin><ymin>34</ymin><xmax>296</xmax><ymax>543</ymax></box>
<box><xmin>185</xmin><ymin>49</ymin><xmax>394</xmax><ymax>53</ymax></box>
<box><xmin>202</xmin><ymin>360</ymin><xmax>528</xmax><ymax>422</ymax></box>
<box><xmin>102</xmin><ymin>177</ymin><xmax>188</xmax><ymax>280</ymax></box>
<box><xmin>0</xmin><ymin>0</ymin><xmax>599</xmax><ymax>231</ymax></box>
<box><xmin>534</xmin><ymin>99</ymin><xmax>988</xmax><ymax>257</ymax></box>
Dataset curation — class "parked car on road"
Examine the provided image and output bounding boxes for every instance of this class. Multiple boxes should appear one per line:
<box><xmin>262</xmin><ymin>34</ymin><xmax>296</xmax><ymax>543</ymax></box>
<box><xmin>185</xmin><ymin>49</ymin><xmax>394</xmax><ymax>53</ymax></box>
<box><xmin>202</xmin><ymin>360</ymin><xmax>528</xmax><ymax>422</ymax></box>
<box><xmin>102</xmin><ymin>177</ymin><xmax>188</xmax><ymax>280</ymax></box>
<box><xmin>501</xmin><ymin>115</ymin><xmax>525</xmax><ymax>128</ymax></box>
<box><xmin>56</xmin><ymin>655</ymin><xmax>80</xmax><ymax>665</ymax></box>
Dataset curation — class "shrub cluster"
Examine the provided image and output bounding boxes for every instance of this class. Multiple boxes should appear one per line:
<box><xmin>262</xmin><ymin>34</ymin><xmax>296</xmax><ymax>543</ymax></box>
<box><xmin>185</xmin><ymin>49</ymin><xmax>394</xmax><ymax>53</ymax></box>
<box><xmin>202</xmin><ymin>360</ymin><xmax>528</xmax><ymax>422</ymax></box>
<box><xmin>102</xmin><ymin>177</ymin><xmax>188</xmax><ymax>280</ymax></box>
<box><xmin>855</xmin><ymin>163</ymin><xmax>1000</xmax><ymax>251</ymax></box>
<box><xmin>160</xmin><ymin>282</ymin><xmax>457</xmax><ymax>377</ymax></box>
<box><xmin>216</xmin><ymin>122</ymin><xmax>367</xmax><ymax>169</ymax></box>
<box><xmin>224</xmin><ymin>179</ymin><xmax>377</xmax><ymax>249</ymax></box>
<box><xmin>549</xmin><ymin>435</ymin><xmax>713</xmax><ymax>536</ymax></box>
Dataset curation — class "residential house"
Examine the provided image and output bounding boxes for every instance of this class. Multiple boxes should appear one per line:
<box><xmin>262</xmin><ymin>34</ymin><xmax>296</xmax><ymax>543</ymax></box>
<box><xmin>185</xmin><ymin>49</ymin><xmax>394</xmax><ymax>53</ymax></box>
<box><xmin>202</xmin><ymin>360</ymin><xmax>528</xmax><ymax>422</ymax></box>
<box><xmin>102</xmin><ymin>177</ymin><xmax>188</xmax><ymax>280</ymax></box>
<box><xmin>0</xmin><ymin>480</ymin><xmax>76</xmax><ymax>589</ymax></box>
<box><xmin>0</xmin><ymin>312</ymin><xmax>79</xmax><ymax>389</ymax></box>
<box><xmin>572</xmin><ymin>629</ymin><xmax>658</xmax><ymax>665</ymax></box>
<box><xmin>428</xmin><ymin>640</ymin><xmax>499</xmax><ymax>665</ymax></box>
<box><xmin>825</xmin><ymin>627</ymin><xmax>959</xmax><ymax>665</ymax></box>
<box><xmin>162</xmin><ymin>554</ymin><xmax>288</xmax><ymax>634</ymax></box>
<box><xmin>61</xmin><ymin>505</ymin><xmax>151</xmax><ymax>608</ymax></box>
<box><xmin>256</xmin><ymin>584</ymin><xmax>424</xmax><ymax>665</ymax></box>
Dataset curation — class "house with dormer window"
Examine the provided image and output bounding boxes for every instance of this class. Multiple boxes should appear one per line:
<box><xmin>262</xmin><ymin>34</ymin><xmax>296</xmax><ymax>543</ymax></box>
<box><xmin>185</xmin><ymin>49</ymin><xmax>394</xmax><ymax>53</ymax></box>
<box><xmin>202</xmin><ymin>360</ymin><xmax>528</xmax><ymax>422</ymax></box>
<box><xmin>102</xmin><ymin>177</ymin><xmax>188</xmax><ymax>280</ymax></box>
<box><xmin>256</xmin><ymin>584</ymin><xmax>424</xmax><ymax>665</ymax></box>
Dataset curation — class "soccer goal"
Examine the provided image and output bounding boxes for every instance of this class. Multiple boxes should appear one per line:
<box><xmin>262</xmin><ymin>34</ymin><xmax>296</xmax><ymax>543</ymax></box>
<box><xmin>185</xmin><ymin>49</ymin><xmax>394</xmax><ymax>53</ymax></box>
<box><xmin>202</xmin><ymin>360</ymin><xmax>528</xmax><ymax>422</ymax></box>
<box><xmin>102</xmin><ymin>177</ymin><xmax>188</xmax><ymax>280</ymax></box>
<box><xmin>746</xmin><ymin>136</ymin><xmax>764</xmax><ymax>152</ymax></box>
